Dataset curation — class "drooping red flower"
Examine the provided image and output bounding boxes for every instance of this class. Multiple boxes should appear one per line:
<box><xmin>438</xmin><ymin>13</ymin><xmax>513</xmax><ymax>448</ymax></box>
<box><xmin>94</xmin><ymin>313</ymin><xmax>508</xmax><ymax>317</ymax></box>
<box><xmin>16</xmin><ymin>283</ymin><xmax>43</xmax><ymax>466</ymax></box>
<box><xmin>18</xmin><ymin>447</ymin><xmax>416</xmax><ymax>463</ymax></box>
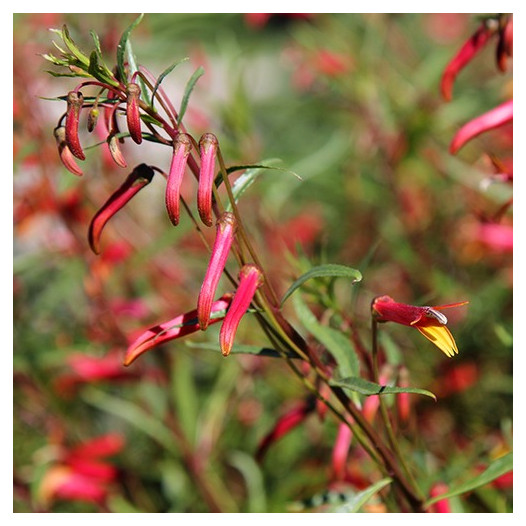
<box><xmin>197</xmin><ymin>212</ymin><xmax>237</xmax><ymax>330</ymax></box>
<box><xmin>197</xmin><ymin>133</ymin><xmax>219</xmax><ymax>227</ymax></box>
<box><xmin>54</xmin><ymin>126</ymin><xmax>83</xmax><ymax>176</ymax></box>
<box><xmin>372</xmin><ymin>296</ymin><xmax>468</xmax><ymax>357</ymax></box>
<box><xmin>88</xmin><ymin>163</ymin><xmax>154</xmax><ymax>254</ymax></box>
<box><xmin>65</xmin><ymin>90</ymin><xmax>85</xmax><ymax>160</ymax></box>
<box><xmin>219</xmin><ymin>264</ymin><xmax>264</xmax><ymax>357</ymax></box>
<box><xmin>440</xmin><ymin>20</ymin><xmax>496</xmax><ymax>101</ymax></box>
<box><xmin>165</xmin><ymin>133</ymin><xmax>193</xmax><ymax>226</ymax></box>
<box><xmin>124</xmin><ymin>294</ymin><xmax>233</xmax><ymax>366</ymax></box>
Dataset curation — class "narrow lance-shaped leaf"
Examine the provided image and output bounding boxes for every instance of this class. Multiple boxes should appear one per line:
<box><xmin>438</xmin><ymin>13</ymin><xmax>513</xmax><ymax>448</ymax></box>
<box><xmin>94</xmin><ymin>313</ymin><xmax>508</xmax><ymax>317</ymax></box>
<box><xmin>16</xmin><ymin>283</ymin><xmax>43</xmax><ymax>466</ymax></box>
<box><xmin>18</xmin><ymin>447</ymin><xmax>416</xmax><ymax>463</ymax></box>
<box><xmin>281</xmin><ymin>264</ymin><xmax>362</xmax><ymax>306</ymax></box>
<box><xmin>116</xmin><ymin>14</ymin><xmax>144</xmax><ymax>84</ymax></box>
<box><xmin>88</xmin><ymin>164</ymin><xmax>154</xmax><ymax>254</ymax></box>
<box><xmin>177</xmin><ymin>66</ymin><xmax>204</xmax><ymax>126</ymax></box>
<box><xmin>151</xmin><ymin>57</ymin><xmax>189</xmax><ymax>111</ymax></box>
<box><xmin>424</xmin><ymin>453</ymin><xmax>513</xmax><ymax>508</ymax></box>
<box><xmin>329</xmin><ymin>376</ymin><xmax>437</xmax><ymax>401</ymax></box>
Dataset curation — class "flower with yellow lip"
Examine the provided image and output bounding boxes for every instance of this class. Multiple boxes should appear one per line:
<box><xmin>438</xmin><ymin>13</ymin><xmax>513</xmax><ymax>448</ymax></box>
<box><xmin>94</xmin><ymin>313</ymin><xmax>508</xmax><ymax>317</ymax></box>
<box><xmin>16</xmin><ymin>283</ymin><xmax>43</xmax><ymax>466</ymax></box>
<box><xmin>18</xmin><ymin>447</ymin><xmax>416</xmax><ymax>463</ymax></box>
<box><xmin>371</xmin><ymin>296</ymin><xmax>468</xmax><ymax>357</ymax></box>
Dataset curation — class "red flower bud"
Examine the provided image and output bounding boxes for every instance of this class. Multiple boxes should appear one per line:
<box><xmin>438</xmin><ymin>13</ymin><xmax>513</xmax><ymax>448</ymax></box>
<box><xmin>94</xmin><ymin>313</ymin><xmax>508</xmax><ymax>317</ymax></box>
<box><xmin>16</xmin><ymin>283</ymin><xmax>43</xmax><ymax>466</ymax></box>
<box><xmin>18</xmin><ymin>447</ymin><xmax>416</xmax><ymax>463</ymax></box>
<box><xmin>54</xmin><ymin>126</ymin><xmax>83</xmax><ymax>176</ymax></box>
<box><xmin>65</xmin><ymin>91</ymin><xmax>85</xmax><ymax>160</ymax></box>
<box><xmin>197</xmin><ymin>212</ymin><xmax>237</xmax><ymax>330</ymax></box>
<box><xmin>165</xmin><ymin>133</ymin><xmax>192</xmax><ymax>226</ymax></box>
<box><xmin>331</xmin><ymin>423</ymin><xmax>353</xmax><ymax>480</ymax></box>
<box><xmin>197</xmin><ymin>133</ymin><xmax>219</xmax><ymax>226</ymax></box>
<box><xmin>88</xmin><ymin>164</ymin><xmax>154</xmax><ymax>254</ymax></box>
<box><xmin>126</xmin><ymin>83</ymin><xmax>142</xmax><ymax>144</ymax></box>
<box><xmin>219</xmin><ymin>264</ymin><xmax>263</xmax><ymax>357</ymax></box>
<box><xmin>124</xmin><ymin>294</ymin><xmax>233</xmax><ymax>366</ymax></box>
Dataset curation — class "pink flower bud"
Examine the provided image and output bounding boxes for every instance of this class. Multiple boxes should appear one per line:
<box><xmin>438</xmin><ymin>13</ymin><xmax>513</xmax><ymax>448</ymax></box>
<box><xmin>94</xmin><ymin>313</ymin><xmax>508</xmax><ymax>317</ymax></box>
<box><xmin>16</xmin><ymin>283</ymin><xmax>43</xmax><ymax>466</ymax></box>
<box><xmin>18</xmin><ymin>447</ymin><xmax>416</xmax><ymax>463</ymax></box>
<box><xmin>219</xmin><ymin>264</ymin><xmax>264</xmax><ymax>357</ymax></box>
<box><xmin>396</xmin><ymin>366</ymin><xmax>411</xmax><ymax>424</ymax></box>
<box><xmin>450</xmin><ymin>100</ymin><xmax>513</xmax><ymax>154</ymax></box>
<box><xmin>88</xmin><ymin>164</ymin><xmax>154</xmax><ymax>254</ymax></box>
<box><xmin>331</xmin><ymin>423</ymin><xmax>353</xmax><ymax>480</ymax></box>
<box><xmin>65</xmin><ymin>91</ymin><xmax>85</xmax><ymax>160</ymax></box>
<box><xmin>429</xmin><ymin>482</ymin><xmax>451</xmax><ymax>513</ymax></box>
<box><xmin>124</xmin><ymin>294</ymin><xmax>233</xmax><ymax>366</ymax></box>
<box><xmin>126</xmin><ymin>83</ymin><xmax>142</xmax><ymax>144</ymax></box>
<box><xmin>165</xmin><ymin>133</ymin><xmax>192</xmax><ymax>226</ymax></box>
<box><xmin>440</xmin><ymin>21</ymin><xmax>495</xmax><ymax>101</ymax></box>
<box><xmin>197</xmin><ymin>212</ymin><xmax>237</xmax><ymax>330</ymax></box>
<box><xmin>107</xmin><ymin>133</ymin><xmax>127</xmax><ymax>168</ymax></box>
<box><xmin>197</xmin><ymin>133</ymin><xmax>219</xmax><ymax>226</ymax></box>
<box><xmin>54</xmin><ymin>126</ymin><xmax>83</xmax><ymax>176</ymax></box>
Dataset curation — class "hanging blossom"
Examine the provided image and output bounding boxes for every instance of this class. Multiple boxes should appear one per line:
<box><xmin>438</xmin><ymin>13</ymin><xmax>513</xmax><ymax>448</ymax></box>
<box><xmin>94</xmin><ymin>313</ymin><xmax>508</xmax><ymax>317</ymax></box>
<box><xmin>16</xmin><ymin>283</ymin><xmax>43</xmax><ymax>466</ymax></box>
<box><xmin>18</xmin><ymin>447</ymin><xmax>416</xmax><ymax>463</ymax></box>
<box><xmin>372</xmin><ymin>296</ymin><xmax>468</xmax><ymax>357</ymax></box>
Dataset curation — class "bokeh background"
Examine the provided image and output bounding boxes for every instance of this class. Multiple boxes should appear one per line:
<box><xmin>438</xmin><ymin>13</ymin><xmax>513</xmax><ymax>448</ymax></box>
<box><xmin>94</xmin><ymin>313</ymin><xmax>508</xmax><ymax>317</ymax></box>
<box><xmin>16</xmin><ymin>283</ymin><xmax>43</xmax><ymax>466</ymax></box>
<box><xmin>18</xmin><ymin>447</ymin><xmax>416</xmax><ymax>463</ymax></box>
<box><xmin>13</xmin><ymin>13</ymin><xmax>512</xmax><ymax>512</ymax></box>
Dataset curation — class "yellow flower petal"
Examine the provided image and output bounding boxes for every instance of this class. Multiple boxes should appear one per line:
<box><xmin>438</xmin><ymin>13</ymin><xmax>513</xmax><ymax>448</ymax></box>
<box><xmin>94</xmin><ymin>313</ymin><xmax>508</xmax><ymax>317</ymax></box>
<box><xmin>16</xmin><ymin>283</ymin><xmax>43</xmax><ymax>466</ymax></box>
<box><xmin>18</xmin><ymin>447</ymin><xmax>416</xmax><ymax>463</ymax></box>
<box><xmin>416</xmin><ymin>325</ymin><xmax>459</xmax><ymax>357</ymax></box>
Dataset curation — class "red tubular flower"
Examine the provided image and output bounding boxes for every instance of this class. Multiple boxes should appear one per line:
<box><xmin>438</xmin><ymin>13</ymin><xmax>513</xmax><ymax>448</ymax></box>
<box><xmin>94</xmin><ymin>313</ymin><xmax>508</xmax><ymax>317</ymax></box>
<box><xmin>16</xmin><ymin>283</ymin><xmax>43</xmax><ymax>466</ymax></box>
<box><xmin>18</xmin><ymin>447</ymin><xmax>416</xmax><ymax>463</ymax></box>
<box><xmin>450</xmin><ymin>99</ymin><xmax>513</xmax><ymax>154</ymax></box>
<box><xmin>440</xmin><ymin>21</ymin><xmax>496</xmax><ymax>101</ymax></box>
<box><xmin>65</xmin><ymin>90</ymin><xmax>85</xmax><ymax>160</ymax></box>
<box><xmin>126</xmin><ymin>82</ymin><xmax>142</xmax><ymax>144</ymax></box>
<box><xmin>197</xmin><ymin>212</ymin><xmax>237</xmax><ymax>330</ymax></box>
<box><xmin>165</xmin><ymin>133</ymin><xmax>192</xmax><ymax>226</ymax></box>
<box><xmin>256</xmin><ymin>398</ymin><xmax>316</xmax><ymax>462</ymax></box>
<box><xmin>88</xmin><ymin>164</ymin><xmax>154</xmax><ymax>254</ymax></box>
<box><xmin>331</xmin><ymin>423</ymin><xmax>353</xmax><ymax>480</ymax></box>
<box><xmin>372</xmin><ymin>295</ymin><xmax>468</xmax><ymax>357</ymax></box>
<box><xmin>219</xmin><ymin>264</ymin><xmax>264</xmax><ymax>357</ymax></box>
<box><xmin>124</xmin><ymin>294</ymin><xmax>233</xmax><ymax>366</ymax></box>
<box><xmin>197</xmin><ymin>133</ymin><xmax>219</xmax><ymax>226</ymax></box>
<box><xmin>54</xmin><ymin>126</ymin><xmax>83</xmax><ymax>176</ymax></box>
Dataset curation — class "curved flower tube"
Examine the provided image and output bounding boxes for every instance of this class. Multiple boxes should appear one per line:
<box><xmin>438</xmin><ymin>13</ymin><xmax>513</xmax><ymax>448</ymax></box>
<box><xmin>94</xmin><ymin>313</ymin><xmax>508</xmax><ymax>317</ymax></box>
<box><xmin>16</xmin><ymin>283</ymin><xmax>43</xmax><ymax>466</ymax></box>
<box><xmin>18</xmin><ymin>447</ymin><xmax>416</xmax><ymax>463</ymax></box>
<box><xmin>372</xmin><ymin>295</ymin><xmax>468</xmax><ymax>357</ymax></box>
<box><xmin>197</xmin><ymin>212</ymin><xmax>237</xmax><ymax>330</ymax></box>
<box><xmin>124</xmin><ymin>294</ymin><xmax>233</xmax><ymax>366</ymax></box>
<box><xmin>88</xmin><ymin>164</ymin><xmax>154</xmax><ymax>254</ymax></box>
<box><xmin>450</xmin><ymin>100</ymin><xmax>513</xmax><ymax>154</ymax></box>
<box><xmin>54</xmin><ymin>126</ymin><xmax>83</xmax><ymax>176</ymax></box>
<box><xmin>165</xmin><ymin>133</ymin><xmax>192</xmax><ymax>225</ymax></box>
<box><xmin>126</xmin><ymin>82</ymin><xmax>142</xmax><ymax>144</ymax></box>
<box><xmin>219</xmin><ymin>264</ymin><xmax>264</xmax><ymax>357</ymax></box>
<box><xmin>65</xmin><ymin>90</ymin><xmax>86</xmax><ymax>160</ymax></box>
<box><xmin>197</xmin><ymin>133</ymin><xmax>219</xmax><ymax>226</ymax></box>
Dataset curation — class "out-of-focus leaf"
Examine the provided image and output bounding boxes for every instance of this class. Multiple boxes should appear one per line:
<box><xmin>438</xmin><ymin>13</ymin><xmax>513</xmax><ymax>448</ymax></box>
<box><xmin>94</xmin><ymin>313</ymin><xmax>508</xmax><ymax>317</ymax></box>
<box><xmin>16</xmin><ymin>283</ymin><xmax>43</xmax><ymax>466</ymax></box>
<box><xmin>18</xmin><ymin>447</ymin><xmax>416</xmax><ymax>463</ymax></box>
<box><xmin>424</xmin><ymin>453</ymin><xmax>513</xmax><ymax>508</ymax></box>
<box><xmin>61</xmin><ymin>24</ymin><xmax>89</xmax><ymax>67</ymax></box>
<box><xmin>228</xmin><ymin>451</ymin><xmax>267</xmax><ymax>513</ymax></box>
<box><xmin>330</xmin><ymin>376</ymin><xmax>437</xmax><ymax>401</ymax></box>
<box><xmin>293</xmin><ymin>294</ymin><xmax>360</xmax><ymax>380</ymax></box>
<box><xmin>281</xmin><ymin>264</ymin><xmax>362</xmax><ymax>306</ymax></box>
<box><xmin>332</xmin><ymin>477</ymin><xmax>392</xmax><ymax>512</ymax></box>
<box><xmin>177</xmin><ymin>66</ymin><xmax>204</xmax><ymax>125</ymax></box>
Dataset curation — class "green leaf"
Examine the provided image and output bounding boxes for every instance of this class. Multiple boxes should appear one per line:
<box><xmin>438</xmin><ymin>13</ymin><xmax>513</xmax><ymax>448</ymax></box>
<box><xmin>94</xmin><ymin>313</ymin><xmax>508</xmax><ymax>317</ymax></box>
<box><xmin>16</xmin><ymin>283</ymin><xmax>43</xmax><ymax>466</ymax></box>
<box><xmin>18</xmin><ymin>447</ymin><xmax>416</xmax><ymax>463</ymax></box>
<box><xmin>151</xmin><ymin>58</ymin><xmax>189</xmax><ymax>110</ymax></box>
<box><xmin>177</xmin><ymin>66</ymin><xmax>205</xmax><ymax>125</ymax></box>
<box><xmin>292</xmin><ymin>294</ymin><xmax>360</xmax><ymax>381</ymax></box>
<box><xmin>228</xmin><ymin>451</ymin><xmax>267</xmax><ymax>513</ymax></box>
<box><xmin>185</xmin><ymin>341</ymin><xmax>297</xmax><ymax>358</ymax></box>
<box><xmin>116</xmin><ymin>14</ymin><xmax>144</xmax><ymax>84</ymax></box>
<box><xmin>224</xmin><ymin>160</ymin><xmax>301</xmax><ymax>212</ymax></box>
<box><xmin>61</xmin><ymin>25</ymin><xmax>89</xmax><ymax>67</ymax></box>
<box><xmin>330</xmin><ymin>376</ymin><xmax>437</xmax><ymax>401</ymax></box>
<box><xmin>424</xmin><ymin>453</ymin><xmax>513</xmax><ymax>508</ymax></box>
<box><xmin>332</xmin><ymin>478</ymin><xmax>392</xmax><ymax>512</ymax></box>
<box><xmin>88</xmin><ymin>50</ymin><xmax>119</xmax><ymax>87</ymax></box>
<box><xmin>281</xmin><ymin>264</ymin><xmax>362</xmax><ymax>306</ymax></box>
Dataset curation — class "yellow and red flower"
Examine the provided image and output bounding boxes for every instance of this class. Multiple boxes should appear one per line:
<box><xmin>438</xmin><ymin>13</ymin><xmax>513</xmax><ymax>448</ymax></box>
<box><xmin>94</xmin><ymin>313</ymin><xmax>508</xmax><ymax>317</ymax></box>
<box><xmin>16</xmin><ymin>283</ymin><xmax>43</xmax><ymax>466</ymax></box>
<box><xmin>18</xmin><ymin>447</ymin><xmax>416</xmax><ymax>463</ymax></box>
<box><xmin>372</xmin><ymin>296</ymin><xmax>468</xmax><ymax>357</ymax></box>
